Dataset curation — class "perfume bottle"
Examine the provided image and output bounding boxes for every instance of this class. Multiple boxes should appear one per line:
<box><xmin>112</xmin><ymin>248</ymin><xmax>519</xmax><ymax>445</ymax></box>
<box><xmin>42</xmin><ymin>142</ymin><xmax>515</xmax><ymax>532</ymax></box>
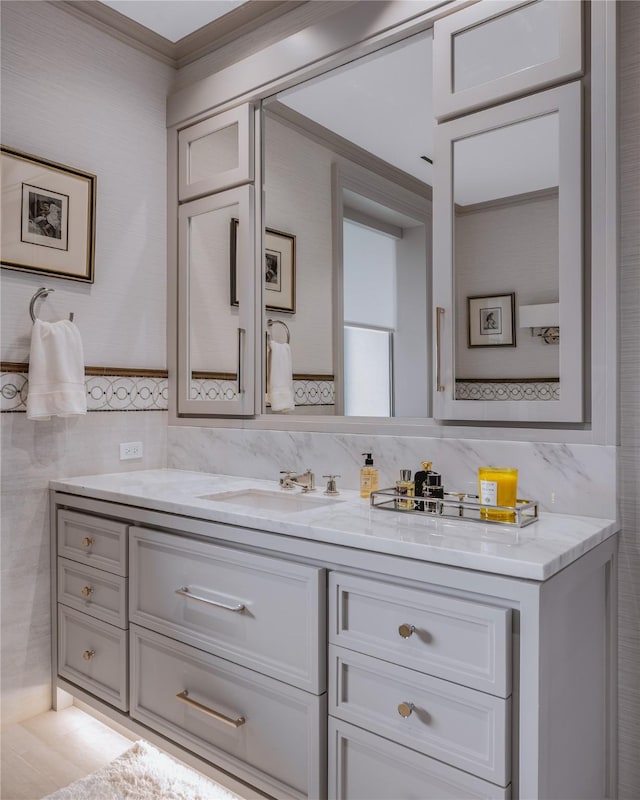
<box><xmin>395</xmin><ymin>469</ymin><xmax>414</xmax><ymax>510</ymax></box>
<box><xmin>414</xmin><ymin>461</ymin><xmax>443</xmax><ymax>512</ymax></box>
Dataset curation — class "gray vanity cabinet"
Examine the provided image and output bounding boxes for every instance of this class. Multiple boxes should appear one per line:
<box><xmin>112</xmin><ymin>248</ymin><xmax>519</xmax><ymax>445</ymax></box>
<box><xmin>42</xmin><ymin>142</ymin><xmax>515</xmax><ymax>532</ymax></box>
<box><xmin>51</xmin><ymin>492</ymin><xmax>617</xmax><ymax>800</ymax></box>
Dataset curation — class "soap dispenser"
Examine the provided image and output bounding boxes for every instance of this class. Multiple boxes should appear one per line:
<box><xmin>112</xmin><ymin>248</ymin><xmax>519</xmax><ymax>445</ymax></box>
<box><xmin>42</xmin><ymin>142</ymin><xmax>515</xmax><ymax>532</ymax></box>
<box><xmin>360</xmin><ymin>453</ymin><xmax>379</xmax><ymax>499</ymax></box>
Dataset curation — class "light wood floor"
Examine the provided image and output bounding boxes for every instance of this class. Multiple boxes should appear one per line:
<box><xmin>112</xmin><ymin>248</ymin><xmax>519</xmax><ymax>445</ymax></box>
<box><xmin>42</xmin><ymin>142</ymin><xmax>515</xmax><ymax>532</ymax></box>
<box><xmin>1</xmin><ymin>705</ymin><xmax>138</xmax><ymax>800</ymax></box>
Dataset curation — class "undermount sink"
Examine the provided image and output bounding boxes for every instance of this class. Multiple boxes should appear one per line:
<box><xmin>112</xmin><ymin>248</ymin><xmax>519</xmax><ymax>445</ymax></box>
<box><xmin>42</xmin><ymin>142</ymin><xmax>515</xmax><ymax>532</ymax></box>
<box><xmin>198</xmin><ymin>488</ymin><xmax>343</xmax><ymax>513</ymax></box>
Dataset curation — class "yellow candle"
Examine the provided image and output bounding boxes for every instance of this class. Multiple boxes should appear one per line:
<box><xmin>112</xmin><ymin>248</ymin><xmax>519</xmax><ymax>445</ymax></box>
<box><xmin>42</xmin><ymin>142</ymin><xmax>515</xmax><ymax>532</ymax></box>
<box><xmin>478</xmin><ymin>466</ymin><xmax>518</xmax><ymax>522</ymax></box>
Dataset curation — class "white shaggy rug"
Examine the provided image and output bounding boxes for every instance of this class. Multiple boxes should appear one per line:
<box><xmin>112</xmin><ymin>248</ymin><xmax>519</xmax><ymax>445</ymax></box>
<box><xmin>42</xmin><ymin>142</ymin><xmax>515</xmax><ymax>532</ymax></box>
<box><xmin>43</xmin><ymin>740</ymin><xmax>244</xmax><ymax>800</ymax></box>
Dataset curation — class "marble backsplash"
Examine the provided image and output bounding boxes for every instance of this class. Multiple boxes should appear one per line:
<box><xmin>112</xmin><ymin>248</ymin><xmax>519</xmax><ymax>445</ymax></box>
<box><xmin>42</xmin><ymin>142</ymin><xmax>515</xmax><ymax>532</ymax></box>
<box><xmin>167</xmin><ymin>426</ymin><xmax>618</xmax><ymax>521</ymax></box>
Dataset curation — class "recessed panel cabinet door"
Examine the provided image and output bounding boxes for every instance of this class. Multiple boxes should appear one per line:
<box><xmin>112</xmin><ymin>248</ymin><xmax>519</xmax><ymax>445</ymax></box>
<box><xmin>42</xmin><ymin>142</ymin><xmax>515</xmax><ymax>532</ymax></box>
<box><xmin>178</xmin><ymin>104</ymin><xmax>254</xmax><ymax>201</ymax></box>
<box><xmin>433</xmin><ymin>82</ymin><xmax>583</xmax><ymax>423</ymax></box>
<box><xmin>433</xmin><ymin>0</ymin><xmax>583</xmax><ymax>120</ymax></box>
<box><xmin>177</xmin><ymin>185</ymin><xmax>256</xmax><ymax>416</ymax></box>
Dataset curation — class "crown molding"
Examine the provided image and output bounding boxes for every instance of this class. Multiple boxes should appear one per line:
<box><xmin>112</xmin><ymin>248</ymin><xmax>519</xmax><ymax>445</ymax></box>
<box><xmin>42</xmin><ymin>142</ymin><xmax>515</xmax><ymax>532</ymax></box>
<box><xmin>53</xmin><ymin>0</ymin><xmax>305</xmax><ymax>68</ymax></box>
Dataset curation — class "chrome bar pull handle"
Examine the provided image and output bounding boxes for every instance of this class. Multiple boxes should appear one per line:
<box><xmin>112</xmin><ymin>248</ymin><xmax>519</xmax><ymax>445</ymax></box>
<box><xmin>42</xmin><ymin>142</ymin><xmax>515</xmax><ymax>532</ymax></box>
<box><xmin>176</xmin><ymin>690</ymin><xmax>246</xmax><ymax>728</ymax></box>
<box><xmin>175</xmin><ymin>586</ymin><xmax>245</xmax><ymax>613</ymax></box>
<box><xmin>237</xmin><ymin>327</ymin><xmax>245</xmax><ymax>394</ymax></box>
<box><xmin>436</xmin><ymin>307</ymin><xmax>445</xmax><ymax>392</ymax></box>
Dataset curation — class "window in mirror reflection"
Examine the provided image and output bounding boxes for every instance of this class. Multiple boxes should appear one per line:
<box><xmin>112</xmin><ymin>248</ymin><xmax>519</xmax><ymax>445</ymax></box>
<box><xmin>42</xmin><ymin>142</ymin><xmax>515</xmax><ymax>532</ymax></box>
<box><xmin>343</xmin><ymin>220</ymin><xmax>396</xmax><ymax>415</ymax></box>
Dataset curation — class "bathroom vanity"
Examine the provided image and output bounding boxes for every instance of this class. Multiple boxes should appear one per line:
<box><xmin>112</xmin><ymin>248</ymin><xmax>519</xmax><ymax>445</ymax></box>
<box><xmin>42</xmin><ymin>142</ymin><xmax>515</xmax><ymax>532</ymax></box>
<box><xmin>50</xmin><ymin>469</ymin><xmax>618</xmax><ymax>800</ymax></box>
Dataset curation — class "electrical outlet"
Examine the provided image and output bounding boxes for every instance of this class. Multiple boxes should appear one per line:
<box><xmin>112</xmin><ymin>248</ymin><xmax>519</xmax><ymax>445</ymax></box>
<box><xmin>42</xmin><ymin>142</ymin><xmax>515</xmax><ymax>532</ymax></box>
<box><xmin>119</xmin><ymin>441</ymin><xmax>143</xmax><ymax>460</ymax></box>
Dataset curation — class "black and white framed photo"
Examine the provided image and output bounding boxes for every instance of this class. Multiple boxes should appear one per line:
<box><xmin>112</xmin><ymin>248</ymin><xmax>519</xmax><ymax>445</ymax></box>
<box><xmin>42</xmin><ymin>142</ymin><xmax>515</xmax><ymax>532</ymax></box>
<box><xmin>230</xmin><ymin>220</ymin><xmax>296</xmax><ymax>313</ymax></box>
<box><xmin>468</xmin><ymin>292</ymin><xmax>516</xmax><ymax>347</ymax></box>
<box><xmin>1</xmin><ymin>146</ymin><xmax>96</xmax><ymax>282</ymax></box>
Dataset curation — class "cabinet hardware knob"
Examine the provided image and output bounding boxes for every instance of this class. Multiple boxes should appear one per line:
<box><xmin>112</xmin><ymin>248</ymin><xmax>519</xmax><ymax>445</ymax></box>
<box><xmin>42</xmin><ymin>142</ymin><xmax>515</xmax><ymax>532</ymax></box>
<box><xmin>176</xmin><ymin>690</ymin><xmax>246</xmax><ymax>728</ymax></box>
<box><xmin>398</xmin><ymin>623</ymin><xmax>416</xmax><ymax>639</ymax></box>
<box><xmin>82</xmin><ymin>649</ymin><xmax>95</xmax><ymax>661</ymax></box>
<box><xmin>397</xmin><ymin>702</ymin><xmax>415</xmax><ymax>718</ymax></box>
<box><xmin>81</xmin><ymin>537</ymin><xmax>94</xmax><ymax>548</ymax></box>
<box><xmin>81</xmin><ymin>585</ymin><xmax>93</xmax><ymax>597</ymax></box>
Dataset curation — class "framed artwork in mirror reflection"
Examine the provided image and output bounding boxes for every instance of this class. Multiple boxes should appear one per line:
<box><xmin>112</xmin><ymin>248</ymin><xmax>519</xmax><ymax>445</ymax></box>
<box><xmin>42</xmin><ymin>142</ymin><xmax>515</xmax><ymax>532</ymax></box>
<box><xmin>468</xmin><ymin>292</ymin><xmax>515</xmax><ymax>347</ymax></box>
<box><xmin>0</xmin><ymin>146</ymin><xmax>96</xmax><ymax>282</ymax></box>
<box><xmin>230</xmin><ymin>219</ymin><xmax>296</xmax><ymax>313</ymax></box>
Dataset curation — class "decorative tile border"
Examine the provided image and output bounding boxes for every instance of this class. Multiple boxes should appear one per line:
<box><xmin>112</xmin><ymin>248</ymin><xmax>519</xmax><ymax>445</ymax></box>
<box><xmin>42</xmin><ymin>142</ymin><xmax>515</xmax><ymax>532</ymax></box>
<box><xmin>2</xmin><ymin>366</ymin><xmax>334</xmax><ymax>412</ymax></box>
<box><xmin>1</xmin><ymin>367</ymin><xmax>168</xmax><ymax>412</ymax></box>
<box><xmin>455</xmin><ymin>379</ymin><xmax>560</xmax><ymax>401</ymax></box>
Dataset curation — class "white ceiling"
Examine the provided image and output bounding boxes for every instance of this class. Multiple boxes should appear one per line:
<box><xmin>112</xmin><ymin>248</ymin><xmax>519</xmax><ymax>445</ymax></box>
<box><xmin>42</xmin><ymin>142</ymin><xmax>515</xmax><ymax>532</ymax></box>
<box><xmin>100</xmin><ymin>0</ymin><xmax>249</xmax><ymax>42</ymax></box>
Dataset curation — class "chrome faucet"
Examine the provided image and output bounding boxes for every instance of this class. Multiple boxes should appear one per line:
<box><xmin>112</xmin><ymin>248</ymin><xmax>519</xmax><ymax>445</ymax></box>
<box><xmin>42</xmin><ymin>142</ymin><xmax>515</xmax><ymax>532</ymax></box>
<box><xmin>280</xmin><ymin>469</ymin><xmax>316</xmax><ymax>493</ymax></box>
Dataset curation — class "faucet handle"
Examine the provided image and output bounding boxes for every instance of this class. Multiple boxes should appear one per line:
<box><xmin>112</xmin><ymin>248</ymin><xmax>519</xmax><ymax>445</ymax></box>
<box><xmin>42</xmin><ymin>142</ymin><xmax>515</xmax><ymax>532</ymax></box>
<box><xmin>322</xmin><ymin>474</ymin><xmax>341</xmax><ymax>496</ymax></box>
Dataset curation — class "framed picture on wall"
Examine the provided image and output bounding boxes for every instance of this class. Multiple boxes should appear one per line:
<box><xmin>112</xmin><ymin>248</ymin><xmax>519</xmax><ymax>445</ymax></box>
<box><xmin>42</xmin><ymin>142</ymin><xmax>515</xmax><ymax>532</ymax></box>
<box><xmin>468</xmin><ymin>292</ymin><xmax>516</xmax><ymax>347</ymax></box>
<box><xmin>230</xmin><ymin>220</ymin><xmax>296</xmax><ymax>313</ymax></box>
<box><xmin>0</xmin><ymin>146</ymin><xmax>96</xmax><ymax>282</ymax></box>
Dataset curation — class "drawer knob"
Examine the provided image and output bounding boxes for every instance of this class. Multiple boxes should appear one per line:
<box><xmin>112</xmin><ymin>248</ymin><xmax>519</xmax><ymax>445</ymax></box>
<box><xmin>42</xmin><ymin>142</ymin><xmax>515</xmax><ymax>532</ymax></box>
<box><xmin>81</xmin><ymin>585</ymin><xmax>93</xmax><ymax>597</ymax></box>
<box><xmin>82</xmin><ymin>649</ymin><xmax>96</xmax><ymax>661</ymax></box>
<box><xmin>81</xmin><ymin>537</ymin><xmax>94</xmax><ymax>548</ymax></box>
<box><xmin>398</xmin><ymin>623</ymin><xmax>415</xmax><ymax>639</ymax></box>
<box><xmin>397</xmin><ymin>702</ymin><xmax>415</xmax><ymax>718</ymax></box>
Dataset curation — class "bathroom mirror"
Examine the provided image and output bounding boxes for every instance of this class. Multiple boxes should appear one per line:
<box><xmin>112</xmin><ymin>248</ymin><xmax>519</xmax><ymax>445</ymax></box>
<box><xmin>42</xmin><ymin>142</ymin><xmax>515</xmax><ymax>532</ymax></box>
<box><xmin>261</xmin><ymin>28</ymin><xmax>582</xmax><ymax>421</ymax></box>
<box><xmin>262</xmin><ymin>32</ymin><xmax>433</xmax><ymax>417</ymax></box>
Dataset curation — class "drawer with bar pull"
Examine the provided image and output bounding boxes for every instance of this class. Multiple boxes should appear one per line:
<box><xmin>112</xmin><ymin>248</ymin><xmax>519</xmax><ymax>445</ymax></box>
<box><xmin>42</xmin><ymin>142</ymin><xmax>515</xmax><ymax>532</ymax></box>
<box><xmin>129</xmin><ymin>526</ymin><xmax>326</xmax><ymax>693</ymax></box>
<box><xmin>130</xmin><ymin>624</ymin><xmax>326</xmax><ymax>800</ymax></box>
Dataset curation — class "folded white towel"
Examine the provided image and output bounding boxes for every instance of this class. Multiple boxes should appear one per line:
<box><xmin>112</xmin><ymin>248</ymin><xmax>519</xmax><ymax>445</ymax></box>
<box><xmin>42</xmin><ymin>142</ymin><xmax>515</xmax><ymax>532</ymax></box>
<box><xmin>267</xmin><ymin>340</ymin><xmax>295</xmax><ymax>413</ymax></box>
<box><xmin>27</xmin><ymin>319</ymin><xmax>87</xmax><ymax>420</ymax></box>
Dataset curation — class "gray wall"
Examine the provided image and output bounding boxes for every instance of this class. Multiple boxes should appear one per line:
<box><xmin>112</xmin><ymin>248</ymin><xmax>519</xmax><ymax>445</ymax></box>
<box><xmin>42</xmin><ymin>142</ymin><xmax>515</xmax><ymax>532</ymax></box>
<box><xmin>617</xmin><ymin>1</ymin><xmax>640</xmax><ymax>795</ymax></box>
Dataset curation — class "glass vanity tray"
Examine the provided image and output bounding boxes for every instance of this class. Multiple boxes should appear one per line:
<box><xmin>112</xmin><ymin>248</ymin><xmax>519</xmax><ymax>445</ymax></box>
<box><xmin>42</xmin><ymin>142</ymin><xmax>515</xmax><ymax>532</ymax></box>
<box><xmin>370</xmin><ymin>488</ymin><xmax>539</xmax><ymax>528</ymax></box>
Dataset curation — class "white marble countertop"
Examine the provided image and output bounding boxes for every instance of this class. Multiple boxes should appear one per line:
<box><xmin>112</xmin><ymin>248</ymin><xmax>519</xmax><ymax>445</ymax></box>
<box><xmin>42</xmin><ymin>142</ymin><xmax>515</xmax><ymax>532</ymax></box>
<box><xmin>50</xmin><ymin>469</ymin><xmax>619</xmax><ymax>581</ymax></box>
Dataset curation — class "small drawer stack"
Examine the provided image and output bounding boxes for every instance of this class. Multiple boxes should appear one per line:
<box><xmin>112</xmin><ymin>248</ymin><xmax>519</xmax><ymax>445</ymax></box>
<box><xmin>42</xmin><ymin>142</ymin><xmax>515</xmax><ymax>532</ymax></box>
<box><xmin>56</xmin><ymin>509</ymin><xmax>129</xmax><ymax>710</ymax></box>
<box><xmin>129</xmin><ymin>526</ymin><xmax>327</xmax><ymax>800</ymax></box>
<box><xmin>328</xmin><ymin>572</ymin><xmax>512</xmax><ymax>799</ymax></box>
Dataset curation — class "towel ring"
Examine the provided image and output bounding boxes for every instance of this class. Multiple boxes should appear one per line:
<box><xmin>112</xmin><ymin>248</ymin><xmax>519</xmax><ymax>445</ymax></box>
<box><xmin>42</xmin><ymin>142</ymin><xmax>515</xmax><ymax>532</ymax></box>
<box><xmin>29</xmin><ymin>287</ymin><xmax>74</xmax><ymax>324</ymax></box>
<box><xmin>267</xmin><ymin>318</ymin><xmax>290</xmax><ymax>343</ymax></box>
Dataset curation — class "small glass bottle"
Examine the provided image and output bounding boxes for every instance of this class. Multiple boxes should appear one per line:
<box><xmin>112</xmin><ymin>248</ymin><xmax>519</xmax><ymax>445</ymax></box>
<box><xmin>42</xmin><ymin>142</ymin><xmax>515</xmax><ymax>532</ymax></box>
<box><xmin>395</xmin><ymin>469</ymin><xmax>414</xmax><ymax>510</ymax></box>
<box><xmin>360</xmin><ymin>453</ymin><xmax>379</xmax><ymax>499</ymax></box>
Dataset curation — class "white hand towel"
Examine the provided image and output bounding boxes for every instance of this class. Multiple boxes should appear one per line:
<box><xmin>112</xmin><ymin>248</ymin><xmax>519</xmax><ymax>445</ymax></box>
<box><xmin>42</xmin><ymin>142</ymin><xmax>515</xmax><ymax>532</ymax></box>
<box><xmin>267</xmin><ymin>340</ymin><xmax>295</xmax><ymax>412</ymax></box>
<box><xmin>27</xmin><ymin>319</ymin><xmax>87</xmax><ymax>420</ymax></box>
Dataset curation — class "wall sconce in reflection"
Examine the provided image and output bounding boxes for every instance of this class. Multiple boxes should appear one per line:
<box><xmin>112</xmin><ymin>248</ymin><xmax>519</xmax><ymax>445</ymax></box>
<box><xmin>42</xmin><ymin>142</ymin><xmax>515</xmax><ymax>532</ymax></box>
<box><xmin>519</xmin><ymin>303</ymin><xmax>559</xmax><ymax>344</ymax></box>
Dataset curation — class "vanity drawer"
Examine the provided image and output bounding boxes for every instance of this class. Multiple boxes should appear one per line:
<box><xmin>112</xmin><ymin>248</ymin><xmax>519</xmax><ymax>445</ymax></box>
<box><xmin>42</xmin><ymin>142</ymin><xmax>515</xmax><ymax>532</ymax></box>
<box><xmin>329</xmin><ymin>572</ymin><xmax>511</xmax><ymax>696</ymax></box>
<box><xmin>330</xmin><ymin>646</ymin><xmax>510</xmax><ymax>786</ymax></box>
<box><xmin>58</xmin><ymin>510</ymin><xmax>128</xmax><ymax>576</ymax></box>
<box><xmin>58</xmin><ymin>605</ymin><xmax>128</xmax><ymax>711</ymax></box>
<box><xmin>58</xmin><ymin>558</ymin><xmax>127</xmax><ymax>629</ymax></box>
<box><xmin>130</xmin><ymin>625</ymin><xmax>326</xmax><ymax>800</ymax></box>
<box><xmin>130</xmin><ymin>527</ymin><xmax>325</xmax><ymax>693</ymax></box>
<box><xmin>329</xmin><ymin>718</ymin><xmax>510</xmax><ymax>800</ymax></box>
